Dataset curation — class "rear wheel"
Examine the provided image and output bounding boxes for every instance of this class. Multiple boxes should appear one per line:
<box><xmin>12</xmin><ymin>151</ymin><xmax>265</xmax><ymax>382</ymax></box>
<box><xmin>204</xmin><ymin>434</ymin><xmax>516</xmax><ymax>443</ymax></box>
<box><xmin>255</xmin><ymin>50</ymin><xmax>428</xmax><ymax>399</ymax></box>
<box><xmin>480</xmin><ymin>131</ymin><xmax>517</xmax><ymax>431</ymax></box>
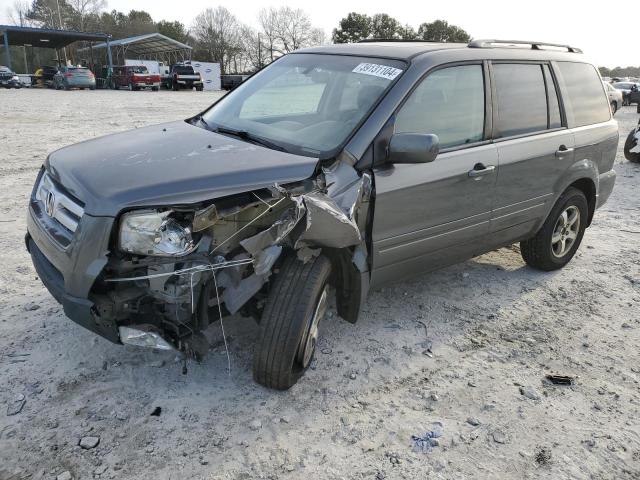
<box><xmin>152</xmin><ymin>86</ymin><xmax>159</xmax><ymax>91</ymax></box>
<box><xmin>253</xmin><ymin>253</ymin><xmax>331</xmax><ymax>390</ymax></box>
<box><xmin>520</xmin><ymin>187</ymin><xmax>588</xmax><ymax>271</ymax></box>
<box><xmin>624</xmin><ymin>129</ymin><xmax>640</xmax><ymax>163</ymax></box>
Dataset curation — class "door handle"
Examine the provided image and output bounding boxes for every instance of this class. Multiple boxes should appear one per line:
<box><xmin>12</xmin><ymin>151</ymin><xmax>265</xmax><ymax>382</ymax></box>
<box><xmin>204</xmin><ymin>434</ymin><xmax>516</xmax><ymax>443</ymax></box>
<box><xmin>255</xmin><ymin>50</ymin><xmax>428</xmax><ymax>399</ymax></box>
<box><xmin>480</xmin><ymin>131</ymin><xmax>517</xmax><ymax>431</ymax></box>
<box><xmin>555</xmin><ymin>145</ymin><xmax>574</xmax><ymax>157</ymax></box>
<box><xmin>468</xmin><ymin>163</ymin><xmax>496</xmax><ymax>178</ymax></box>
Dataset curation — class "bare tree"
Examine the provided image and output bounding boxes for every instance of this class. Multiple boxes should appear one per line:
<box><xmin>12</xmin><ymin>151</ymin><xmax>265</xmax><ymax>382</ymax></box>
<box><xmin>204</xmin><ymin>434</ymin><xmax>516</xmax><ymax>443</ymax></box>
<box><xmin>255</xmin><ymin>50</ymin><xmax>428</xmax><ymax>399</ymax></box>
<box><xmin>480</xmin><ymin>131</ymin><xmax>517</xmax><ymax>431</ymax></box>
<box><xmin>275</xmin><ymin>7</ymin><xmax>311</xmax><ymax>53</ymax></box>
<box><xmin>258</xmin><ymin>8</ymin><xmax>280</xmax><ymax>61</ymax></box>
<box><xmin>258</xmin><ymin>6</ymin><xmax>325</xmax><ymax>60</ymax></box>
<box><xmin>239</xmin><ymin>25</ymin><xmax>269</xmax><ymax>71</ymax></box>
<box><xmin>67</xmin><ymin>0</ymin><xmax>107</xmax><ymax>31</ymax></box>
<box><xmin>7</xmin><ymin>0</ymin><xmax>33</xmax><ymax>26</ymax></box>
<box><xmin>192</xmin><ymin>7</ymin><xmax>242</xmax><ymax>74</ymax></box>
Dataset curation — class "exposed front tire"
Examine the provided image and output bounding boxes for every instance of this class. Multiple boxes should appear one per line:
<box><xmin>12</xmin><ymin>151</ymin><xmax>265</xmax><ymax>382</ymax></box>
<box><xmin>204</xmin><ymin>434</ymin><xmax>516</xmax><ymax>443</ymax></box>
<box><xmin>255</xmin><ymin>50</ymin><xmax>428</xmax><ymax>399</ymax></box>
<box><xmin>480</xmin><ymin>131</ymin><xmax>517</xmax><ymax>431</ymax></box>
<box><xmin>520</xmin><ymin>187</ymin><xmax>588</xmax><ymax>271</ymax></box>
<box><xmin>611</xmin><ymin>101</ymin><xmax>617</xmax><ymax>115</ymax></box>
<box><xmin>624</xmin><ymin>130</ymin><xmax>640</xmax><ymax>163</ymax></box>
<box><xmin>253</xmin><ymin>253</ymin><xmax>331</xmax><ymax>390</ymax></box>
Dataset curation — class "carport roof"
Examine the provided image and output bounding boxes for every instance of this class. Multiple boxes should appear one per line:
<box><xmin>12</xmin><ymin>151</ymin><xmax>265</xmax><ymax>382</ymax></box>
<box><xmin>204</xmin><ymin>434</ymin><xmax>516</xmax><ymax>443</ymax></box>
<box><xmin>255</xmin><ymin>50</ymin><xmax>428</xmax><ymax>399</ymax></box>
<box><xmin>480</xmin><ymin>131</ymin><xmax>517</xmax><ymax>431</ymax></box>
<box><xmin>0</xmin><ymin>25</ymin><xmax>110</xmax><ymax>49</ymax></box>
<box><xmin>90</xmin><ymin>33</ymin><xmax>192</xmax><ymax>55</ymax></box>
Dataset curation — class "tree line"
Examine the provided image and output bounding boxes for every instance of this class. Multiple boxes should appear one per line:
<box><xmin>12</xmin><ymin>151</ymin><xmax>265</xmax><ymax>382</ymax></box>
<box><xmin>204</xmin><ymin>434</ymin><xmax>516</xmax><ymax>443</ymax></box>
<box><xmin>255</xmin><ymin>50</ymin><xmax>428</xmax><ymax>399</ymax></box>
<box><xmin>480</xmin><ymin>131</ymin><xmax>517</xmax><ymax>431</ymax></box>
<box><xmin>599</xmin><ymin>66</ymin><xmax>640</xmax><ymax>79</ymax></box>
<box><xmin>6</xmin><ymin>1</ymin><xmax>472</xmax><ymax>74</ymax></box>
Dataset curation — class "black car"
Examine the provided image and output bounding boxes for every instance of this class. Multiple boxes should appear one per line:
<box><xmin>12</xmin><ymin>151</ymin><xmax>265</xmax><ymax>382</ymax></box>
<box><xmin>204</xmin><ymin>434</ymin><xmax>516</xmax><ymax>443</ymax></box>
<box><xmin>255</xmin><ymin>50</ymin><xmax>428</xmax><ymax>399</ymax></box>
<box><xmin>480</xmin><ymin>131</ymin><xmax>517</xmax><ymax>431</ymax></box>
<box><xmin>0</xmin><ymin>66</ymin><xmax>22</xmax><ymax>88</ymax></box>
<box><xmin>221</xmin><ymin>74</ymin><xmax>249</xmax><ymax>90</ymax></box>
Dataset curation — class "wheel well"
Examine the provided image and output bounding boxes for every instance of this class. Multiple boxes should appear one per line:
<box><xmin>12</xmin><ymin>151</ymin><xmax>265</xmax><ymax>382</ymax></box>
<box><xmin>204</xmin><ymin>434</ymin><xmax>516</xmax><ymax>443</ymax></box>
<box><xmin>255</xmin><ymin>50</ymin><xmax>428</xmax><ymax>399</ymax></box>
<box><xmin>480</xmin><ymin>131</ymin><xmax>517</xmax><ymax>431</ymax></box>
<box><xmin>568</xmin><ymin>178</ymin><xmax>596</xmax><ymax>225</ymax></box>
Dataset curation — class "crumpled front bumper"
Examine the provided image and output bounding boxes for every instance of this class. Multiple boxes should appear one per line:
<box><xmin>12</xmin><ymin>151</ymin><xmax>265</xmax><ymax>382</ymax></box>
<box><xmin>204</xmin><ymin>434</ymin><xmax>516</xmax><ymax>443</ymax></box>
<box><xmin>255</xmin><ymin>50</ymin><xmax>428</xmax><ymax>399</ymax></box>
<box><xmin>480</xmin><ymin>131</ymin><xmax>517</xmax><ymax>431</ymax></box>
<box><xmin>26</xmin><ymin>204</ymin><xmax>120</xmax><ymax>343</ymax></box>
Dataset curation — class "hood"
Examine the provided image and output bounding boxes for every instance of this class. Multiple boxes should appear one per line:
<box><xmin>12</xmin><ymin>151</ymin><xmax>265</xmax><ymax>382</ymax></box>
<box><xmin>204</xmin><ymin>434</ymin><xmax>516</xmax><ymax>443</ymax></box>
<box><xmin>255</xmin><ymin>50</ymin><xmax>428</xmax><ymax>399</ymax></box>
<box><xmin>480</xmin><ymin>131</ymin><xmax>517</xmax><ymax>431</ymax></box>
<box><xmin>46</xmin><ymin>121</ymin><xmax>319</xmax><ymax>216</ymax></box>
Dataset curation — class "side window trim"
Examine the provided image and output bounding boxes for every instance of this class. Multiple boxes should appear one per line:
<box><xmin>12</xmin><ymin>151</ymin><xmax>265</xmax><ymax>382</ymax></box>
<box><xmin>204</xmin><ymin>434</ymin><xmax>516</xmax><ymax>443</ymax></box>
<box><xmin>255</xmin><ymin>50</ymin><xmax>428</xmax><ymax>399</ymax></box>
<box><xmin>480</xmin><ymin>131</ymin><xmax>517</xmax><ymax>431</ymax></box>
<box><xmin>391</xmin><ymin>60</ymin><xmax>490</xmax><ymax>154</ymax></box>
<box><xmin>488</xmin><ymin>60</ymin><xmax>569</xmax><ymax>142</ymax></box>
<box><xmin>544</xmin><ymin>63</ymin><xmax>568</xmax><ymax>128</ymax></box>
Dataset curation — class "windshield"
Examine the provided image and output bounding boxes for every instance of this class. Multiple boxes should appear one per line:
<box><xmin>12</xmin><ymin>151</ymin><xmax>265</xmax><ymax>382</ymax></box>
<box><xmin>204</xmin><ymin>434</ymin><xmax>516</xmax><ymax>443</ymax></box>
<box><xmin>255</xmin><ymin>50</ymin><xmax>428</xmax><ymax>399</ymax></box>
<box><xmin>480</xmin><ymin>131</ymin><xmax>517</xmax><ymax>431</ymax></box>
<box><xmin>201</xmin><ymin>53</ymin><xmax>405</xmax><ymax>157</ymax></box>
<box><xmin>613</xmin><ymin>83</ymin><xmax>631</xmax><ymax>89</ymax></box>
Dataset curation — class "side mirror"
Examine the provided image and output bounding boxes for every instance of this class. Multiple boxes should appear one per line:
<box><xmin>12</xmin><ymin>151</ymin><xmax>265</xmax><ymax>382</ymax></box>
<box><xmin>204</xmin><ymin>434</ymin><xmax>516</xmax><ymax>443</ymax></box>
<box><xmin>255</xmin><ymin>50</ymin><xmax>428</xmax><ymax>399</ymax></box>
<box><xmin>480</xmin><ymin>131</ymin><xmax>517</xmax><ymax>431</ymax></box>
<box><xmin>387</xmin><ymin>133</ymin><xmax>439</xmax><ymax>164</ymax></box>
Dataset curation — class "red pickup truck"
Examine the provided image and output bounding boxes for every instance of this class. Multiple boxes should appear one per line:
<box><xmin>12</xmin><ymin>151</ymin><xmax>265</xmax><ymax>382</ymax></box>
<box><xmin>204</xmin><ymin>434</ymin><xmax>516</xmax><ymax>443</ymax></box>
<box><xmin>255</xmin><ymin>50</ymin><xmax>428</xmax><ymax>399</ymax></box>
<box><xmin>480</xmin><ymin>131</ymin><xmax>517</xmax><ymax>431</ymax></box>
<box><xmin>112</xmin><ymin>65</ymin><xmax>160</xmax><ymax>91</ymax></box>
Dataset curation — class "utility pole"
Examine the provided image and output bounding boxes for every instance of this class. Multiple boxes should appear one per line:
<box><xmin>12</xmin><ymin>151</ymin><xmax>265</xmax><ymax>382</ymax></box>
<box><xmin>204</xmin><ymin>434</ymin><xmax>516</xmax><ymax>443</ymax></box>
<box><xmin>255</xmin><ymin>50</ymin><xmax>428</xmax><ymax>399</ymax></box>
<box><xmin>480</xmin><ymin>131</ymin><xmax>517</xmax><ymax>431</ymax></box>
<box><xmin>55</xmin><ymin>0</ymin><xmax>68</xmax><ymax>64</ymax></box>
<box><xmin>257</xmin><ymin>32</ymin><xmax>262</xmax><ymax>69</ymax></box>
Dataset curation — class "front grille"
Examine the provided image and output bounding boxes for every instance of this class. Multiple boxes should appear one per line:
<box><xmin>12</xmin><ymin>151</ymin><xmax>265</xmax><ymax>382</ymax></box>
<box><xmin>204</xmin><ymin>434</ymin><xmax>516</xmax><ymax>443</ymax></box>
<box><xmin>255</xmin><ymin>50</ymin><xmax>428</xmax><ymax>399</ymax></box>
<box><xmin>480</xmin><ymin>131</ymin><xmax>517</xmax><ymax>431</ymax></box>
<box><xmin>34</xmin><ymin>172</ymin><xmax>84</xmax><ymax>237</ymax></box>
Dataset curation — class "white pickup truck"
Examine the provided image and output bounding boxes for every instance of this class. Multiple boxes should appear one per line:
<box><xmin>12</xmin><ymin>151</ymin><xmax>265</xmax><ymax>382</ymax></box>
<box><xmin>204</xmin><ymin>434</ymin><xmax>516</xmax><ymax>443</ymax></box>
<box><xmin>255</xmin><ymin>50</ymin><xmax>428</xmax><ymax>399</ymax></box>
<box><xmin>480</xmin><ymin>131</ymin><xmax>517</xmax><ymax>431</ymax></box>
<box><xmin>161</xmin><ymin>64</ymin><xmax>203</xmax><ymax>91</ymax></box>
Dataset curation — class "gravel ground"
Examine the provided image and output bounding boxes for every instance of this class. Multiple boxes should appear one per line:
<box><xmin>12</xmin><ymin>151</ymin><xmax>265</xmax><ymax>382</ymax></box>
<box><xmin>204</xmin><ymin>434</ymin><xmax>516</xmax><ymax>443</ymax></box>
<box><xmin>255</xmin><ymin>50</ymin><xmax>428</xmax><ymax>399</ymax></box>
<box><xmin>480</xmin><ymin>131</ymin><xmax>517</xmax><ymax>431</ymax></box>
<box><xmin>1</xmin><ymin>89</ymin><xmax>639</xmax><ymax>480</ymax></box>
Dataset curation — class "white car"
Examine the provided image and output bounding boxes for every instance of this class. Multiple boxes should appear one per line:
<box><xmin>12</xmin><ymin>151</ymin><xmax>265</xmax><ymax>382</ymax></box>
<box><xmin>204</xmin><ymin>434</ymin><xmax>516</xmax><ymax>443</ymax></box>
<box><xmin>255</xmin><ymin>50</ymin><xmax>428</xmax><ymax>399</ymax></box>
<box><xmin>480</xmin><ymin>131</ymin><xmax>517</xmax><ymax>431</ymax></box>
<box><xmin>604</xmin><ymin>82</ymin><xmax>623</xmax><ymax>114</ymax></box>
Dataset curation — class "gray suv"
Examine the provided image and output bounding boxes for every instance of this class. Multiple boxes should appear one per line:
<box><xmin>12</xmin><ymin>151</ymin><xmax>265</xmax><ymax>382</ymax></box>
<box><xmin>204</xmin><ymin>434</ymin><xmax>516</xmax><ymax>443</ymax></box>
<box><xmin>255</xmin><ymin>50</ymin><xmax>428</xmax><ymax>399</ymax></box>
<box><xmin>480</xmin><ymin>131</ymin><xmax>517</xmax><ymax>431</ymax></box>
<box><xmin>26</xmin><ymin>40</ymin><xmax>617</xmax><ymax>389</ymax></box>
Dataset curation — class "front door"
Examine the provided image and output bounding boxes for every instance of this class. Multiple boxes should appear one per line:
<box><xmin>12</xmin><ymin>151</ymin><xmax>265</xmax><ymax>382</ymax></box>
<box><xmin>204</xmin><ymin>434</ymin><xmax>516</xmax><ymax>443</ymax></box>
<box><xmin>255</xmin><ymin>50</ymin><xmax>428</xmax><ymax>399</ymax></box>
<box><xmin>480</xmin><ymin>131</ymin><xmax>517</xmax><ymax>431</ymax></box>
<box><xmin>370</xmin><ymin>63</ymin><xmax>498</xmax><ymax>287</ymax></box>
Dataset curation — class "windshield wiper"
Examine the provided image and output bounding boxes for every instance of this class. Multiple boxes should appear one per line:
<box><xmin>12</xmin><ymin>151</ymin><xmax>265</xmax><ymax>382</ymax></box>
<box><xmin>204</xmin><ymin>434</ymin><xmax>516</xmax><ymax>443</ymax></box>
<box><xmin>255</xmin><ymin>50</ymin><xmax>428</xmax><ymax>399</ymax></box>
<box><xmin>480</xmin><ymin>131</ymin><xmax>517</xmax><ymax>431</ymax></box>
<box><xmin>215</xmin><ymin>126</ymin><xmax>287</xmax><ymax>152</ymax></box>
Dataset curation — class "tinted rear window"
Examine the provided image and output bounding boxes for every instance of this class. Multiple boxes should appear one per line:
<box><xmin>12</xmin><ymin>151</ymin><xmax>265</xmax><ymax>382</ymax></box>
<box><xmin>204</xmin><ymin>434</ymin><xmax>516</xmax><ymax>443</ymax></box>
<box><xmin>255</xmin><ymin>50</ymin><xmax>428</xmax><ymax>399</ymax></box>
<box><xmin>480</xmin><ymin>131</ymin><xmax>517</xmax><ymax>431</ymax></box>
<box><xmin>174</xmin><ymin>66</ymin><xmax>194</xmax><ymax>74</ymax></box>
<box><xmin>557</xmin><ymin>62</ymin><xmax>610</xmax><ymax>127</ymax></box>
<box><xmin>493</xmin><ymin>63</ymin><xmax>548</xmax><ymax>137</ymax></box>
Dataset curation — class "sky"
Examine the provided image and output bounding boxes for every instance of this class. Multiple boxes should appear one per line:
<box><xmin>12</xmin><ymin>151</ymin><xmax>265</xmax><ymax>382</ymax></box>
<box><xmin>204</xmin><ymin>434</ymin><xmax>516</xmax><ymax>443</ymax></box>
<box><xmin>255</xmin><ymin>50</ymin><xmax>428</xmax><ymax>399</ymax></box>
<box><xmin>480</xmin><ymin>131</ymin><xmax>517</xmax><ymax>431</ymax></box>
<box><xmin>0</xmin><ymin>0</ymin><xmax>632</xmax><ymax>68</ymax></box>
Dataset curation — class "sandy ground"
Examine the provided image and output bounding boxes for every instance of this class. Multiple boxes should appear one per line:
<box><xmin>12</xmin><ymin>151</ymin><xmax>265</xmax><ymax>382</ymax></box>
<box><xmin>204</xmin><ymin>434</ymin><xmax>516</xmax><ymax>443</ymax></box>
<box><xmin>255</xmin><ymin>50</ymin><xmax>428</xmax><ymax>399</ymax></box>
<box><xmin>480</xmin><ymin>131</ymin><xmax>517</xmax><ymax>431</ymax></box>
<box><xmin>0</xmin><ymin>89</ymin><xmax>639</xmax><ymax>480</ymax></box>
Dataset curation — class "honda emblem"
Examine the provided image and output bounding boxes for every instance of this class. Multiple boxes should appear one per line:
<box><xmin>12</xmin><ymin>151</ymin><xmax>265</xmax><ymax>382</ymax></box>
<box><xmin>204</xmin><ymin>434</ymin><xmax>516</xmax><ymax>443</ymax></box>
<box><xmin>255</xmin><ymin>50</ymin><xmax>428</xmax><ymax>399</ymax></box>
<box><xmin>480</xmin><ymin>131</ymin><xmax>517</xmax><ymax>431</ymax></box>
<box><xmin>45</xmin><ymin>191</ymin><xmax>55</xmax><ymax>217</ymax></box>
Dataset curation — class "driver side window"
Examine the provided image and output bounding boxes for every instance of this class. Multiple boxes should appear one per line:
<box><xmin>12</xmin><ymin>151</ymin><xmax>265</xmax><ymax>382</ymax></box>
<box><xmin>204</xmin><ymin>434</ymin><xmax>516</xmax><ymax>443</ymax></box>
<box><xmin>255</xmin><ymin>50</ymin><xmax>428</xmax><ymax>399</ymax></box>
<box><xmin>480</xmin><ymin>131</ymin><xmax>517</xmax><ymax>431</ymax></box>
<box><xmin>395</xmin><ymin>65</ymin><xmax>485</xmax><ymax>149</ymax></box>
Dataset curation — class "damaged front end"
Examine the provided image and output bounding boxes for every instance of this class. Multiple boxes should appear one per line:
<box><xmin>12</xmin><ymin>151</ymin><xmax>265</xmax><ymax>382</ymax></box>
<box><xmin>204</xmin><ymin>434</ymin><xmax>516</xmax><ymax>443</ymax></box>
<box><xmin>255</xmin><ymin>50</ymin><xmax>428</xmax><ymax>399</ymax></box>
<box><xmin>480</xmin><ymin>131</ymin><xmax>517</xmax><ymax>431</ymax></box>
<box><xmin>91</xmin><ymin>160</ymin><xmax>372</xmax><ymax>359</ymax></box>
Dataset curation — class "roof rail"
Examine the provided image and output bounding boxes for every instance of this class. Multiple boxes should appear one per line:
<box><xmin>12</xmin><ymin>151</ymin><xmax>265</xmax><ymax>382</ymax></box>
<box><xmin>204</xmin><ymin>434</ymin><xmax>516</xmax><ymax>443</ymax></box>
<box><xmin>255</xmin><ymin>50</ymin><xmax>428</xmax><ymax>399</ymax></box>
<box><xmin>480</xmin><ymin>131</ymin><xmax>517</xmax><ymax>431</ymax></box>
<box><xmin>468</xmin><ymin>39</ymin><xmax>582</xmax><ymax>54</ymax></box>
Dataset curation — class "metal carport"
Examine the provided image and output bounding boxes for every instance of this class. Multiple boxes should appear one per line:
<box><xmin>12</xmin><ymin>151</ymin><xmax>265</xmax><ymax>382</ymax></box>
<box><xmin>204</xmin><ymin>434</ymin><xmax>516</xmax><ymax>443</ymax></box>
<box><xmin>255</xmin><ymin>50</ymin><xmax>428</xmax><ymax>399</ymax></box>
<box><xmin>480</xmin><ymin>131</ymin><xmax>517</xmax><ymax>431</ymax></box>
<box><xmin>87</xmin><ymin>33</ymin><xmax>192</xmax><ymax>66</ymax></box>
<box><xmin>0</xmin><ymin>25</ymin><xmax>112</xmax><ymax>71</ymax></box>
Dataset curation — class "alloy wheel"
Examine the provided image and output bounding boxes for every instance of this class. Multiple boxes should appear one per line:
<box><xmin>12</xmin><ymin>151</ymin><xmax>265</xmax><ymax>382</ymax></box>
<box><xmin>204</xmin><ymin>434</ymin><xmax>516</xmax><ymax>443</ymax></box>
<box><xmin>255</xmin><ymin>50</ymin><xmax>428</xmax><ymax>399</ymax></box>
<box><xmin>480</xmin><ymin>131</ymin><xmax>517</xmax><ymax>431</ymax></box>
<box><xmin>296</xmin><ymin>285</ymin><xmax>328</xmax><ymax>368</ymax></box>
<box><xmin>551</xmin><ymin>205</ymin><xmax>580</xmax><ymax>258</ymax></box>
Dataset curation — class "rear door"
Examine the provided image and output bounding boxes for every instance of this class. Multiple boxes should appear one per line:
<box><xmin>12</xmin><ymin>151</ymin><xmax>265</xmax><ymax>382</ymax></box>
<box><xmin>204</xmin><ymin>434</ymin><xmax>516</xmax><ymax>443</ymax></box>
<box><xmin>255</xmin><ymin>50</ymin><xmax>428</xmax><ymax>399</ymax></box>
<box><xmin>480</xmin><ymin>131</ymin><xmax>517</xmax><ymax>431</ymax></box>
<box><xmin>371</xmin><ymin>63</ymin><xmax>499</xmax><ymax>287</ymax></box>
<box><xmin>488</xmin><ymin>62</ymin><xmax>574</xmax><ymax>245</ymax></box>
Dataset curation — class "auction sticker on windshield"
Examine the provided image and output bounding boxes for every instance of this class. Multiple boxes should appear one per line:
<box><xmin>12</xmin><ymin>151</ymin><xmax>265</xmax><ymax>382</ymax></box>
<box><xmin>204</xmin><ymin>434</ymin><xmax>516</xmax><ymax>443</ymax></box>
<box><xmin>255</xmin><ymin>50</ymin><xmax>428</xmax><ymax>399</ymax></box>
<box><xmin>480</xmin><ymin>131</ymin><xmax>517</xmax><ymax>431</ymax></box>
<box><xmin>352</xmin><ymin>63</ymin><xmax>403</xmax><ymax>80</ymax></box>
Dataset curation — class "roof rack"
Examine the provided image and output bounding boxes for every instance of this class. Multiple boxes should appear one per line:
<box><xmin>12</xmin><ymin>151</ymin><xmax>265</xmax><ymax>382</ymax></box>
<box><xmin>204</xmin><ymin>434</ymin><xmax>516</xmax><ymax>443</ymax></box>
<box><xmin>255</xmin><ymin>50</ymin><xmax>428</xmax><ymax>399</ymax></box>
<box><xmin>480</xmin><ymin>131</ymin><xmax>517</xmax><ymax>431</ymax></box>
<box><xmin>468</xmin><ymin>39</ymin><xmax>582</xmax><ymax>54</ymax></box>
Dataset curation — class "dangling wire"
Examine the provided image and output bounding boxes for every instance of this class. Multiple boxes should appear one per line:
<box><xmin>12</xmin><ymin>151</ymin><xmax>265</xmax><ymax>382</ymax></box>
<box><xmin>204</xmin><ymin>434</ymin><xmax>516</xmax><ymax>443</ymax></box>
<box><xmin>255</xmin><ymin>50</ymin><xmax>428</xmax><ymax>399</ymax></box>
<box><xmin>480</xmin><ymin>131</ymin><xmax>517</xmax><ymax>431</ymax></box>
<box><xmin>211</xmin><ymin>269</ymin><xmax>231</xmax><ymax>375</ymax></box>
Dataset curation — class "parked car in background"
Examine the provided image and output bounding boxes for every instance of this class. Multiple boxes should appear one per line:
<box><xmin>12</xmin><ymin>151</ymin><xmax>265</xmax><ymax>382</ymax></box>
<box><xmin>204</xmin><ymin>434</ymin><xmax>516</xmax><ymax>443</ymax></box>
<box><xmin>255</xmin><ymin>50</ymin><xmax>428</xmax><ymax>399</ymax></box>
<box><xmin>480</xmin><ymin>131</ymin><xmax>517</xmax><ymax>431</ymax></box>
<box><xmin>603</xmin><ymin>81</ymin><xmax>623</xmax><ymax>114</ymax></box>
<box><xmin>221</xmin><ymin>74</ymin><xmax>249</xmax><ymax>91</ymax></box>
<box><xmin>612</xmin><ymin>81</ymin><xmax>640</xmax><ymax>105</ymax></box>
<box><xmin>0</xmin><ymin>66</ymin><xmax>22</xmax><ymax>88</ymax></box>
<box><xmin>112</xmin><ymin>65</ymin><xmax>160</xmax><ymax>91</ymax></box>
<box><xmin>162</xmin><ymin>64</ymin><xmax>203</xmax><ymax>91</ymax></box>
<box><xmin>34</xmin><ymin>65</ymin><xmax>58</xmax><ymax>88</ymax></box>
<box><xmin>26</xmin><ymin>39</ymin><xmax>617</xmax><ymax>390</ymax></box>
<box><xmin>53</xmin><ymin>66</ymin><xmax>96</xmax><ymax>90</ymax></box>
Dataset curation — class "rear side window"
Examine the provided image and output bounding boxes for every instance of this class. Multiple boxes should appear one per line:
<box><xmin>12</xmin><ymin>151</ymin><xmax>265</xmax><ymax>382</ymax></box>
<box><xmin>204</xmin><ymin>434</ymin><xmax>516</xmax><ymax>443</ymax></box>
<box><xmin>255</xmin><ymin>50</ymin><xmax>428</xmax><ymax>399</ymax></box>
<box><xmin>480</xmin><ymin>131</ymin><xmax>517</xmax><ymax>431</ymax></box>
<box><xmin>395</xmin><ymin>64</ymin><xmax>485</xmax><ymax>149</ymax></box>
<box><xmin>493</xmin><ymin>64</ymin><xmax>548</xmax><ymax>137</ymax></box>
<box><xmin>557</xmin><ymin>62</ymin><xmax>610</xmax><ymax>127</ymax></box>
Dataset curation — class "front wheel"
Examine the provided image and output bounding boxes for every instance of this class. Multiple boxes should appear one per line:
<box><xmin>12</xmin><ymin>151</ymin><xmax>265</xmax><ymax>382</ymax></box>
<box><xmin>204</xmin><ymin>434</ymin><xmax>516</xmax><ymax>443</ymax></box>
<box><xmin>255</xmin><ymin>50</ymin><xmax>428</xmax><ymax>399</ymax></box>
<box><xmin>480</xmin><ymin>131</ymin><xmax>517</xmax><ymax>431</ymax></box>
<box><xmin>520</xmin><ymin>187</ymin><xmax>588</xmax><ymax>271</ymax></box>
<box><xmin>624</xmin><ymin>129</ymin><xmax>640</xmax><ymax>163</ymax></box>
<box><xmin>611</xmin><ymin>101</ymin><xmax>617</xmax><ymax>115</ymax></box>
<box><xmin>253</xmin><ymin>253</ymin><xmax>331</xmax><ymax>390</ymax></box>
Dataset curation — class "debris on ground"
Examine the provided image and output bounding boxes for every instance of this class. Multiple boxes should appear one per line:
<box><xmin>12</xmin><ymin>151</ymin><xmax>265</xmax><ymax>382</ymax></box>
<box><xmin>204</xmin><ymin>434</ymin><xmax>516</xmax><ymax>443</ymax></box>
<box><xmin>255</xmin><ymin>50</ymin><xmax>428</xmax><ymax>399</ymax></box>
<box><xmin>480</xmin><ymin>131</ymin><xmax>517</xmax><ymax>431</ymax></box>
<box><xmin>545</xmin><ymin>374</ymin><xmax>575</xmax><ymax>385</ymax></box>
<box><xmin>535</xmin><ymin>446</ymin><xmax>552</xmax><ymax>466</ymax></box>
<box><xmin>79</xmin><ymin>436</ymin><xmax>100</xmax><ymax>449</ymax></box>
<box><xmin>411</xmin><ymin>422</ymin><xmax>444</xmax><ymax>453</ymax></box>
<box><xmin>6</xmin><ymin>394</ymin><xmax>26</xmax><ymax>416</ymax></box>
<box><xmin>520</xmin><ymin>386</ymin><xmax>542</xmax><ymax>400</ymax></box>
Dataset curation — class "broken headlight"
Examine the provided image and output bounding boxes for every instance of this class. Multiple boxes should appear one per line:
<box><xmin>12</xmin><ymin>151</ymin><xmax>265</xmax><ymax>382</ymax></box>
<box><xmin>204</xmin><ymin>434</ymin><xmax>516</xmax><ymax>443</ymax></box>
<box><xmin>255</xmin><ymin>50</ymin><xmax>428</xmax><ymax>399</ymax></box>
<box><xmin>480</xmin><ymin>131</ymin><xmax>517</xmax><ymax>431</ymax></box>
<box><xmin>119</xmin><ymin>210</ymin><xmax>196</xmax><ymax>257</ymax></box>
